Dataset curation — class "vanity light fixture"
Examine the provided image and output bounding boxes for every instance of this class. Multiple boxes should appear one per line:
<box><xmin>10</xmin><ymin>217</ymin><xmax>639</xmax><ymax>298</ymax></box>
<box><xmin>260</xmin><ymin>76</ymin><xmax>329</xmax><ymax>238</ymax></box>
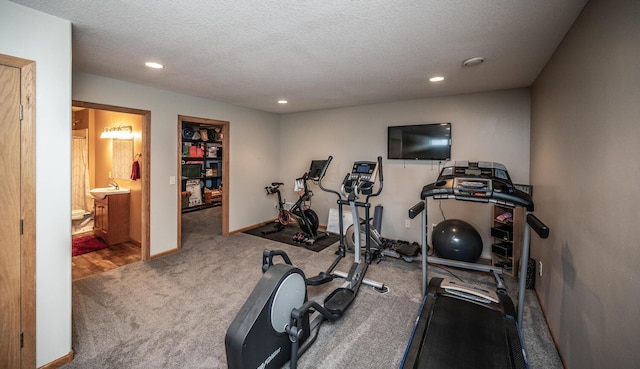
<box><xmin>100</xmin><ymin>125</ymin><xmax>133</xmax><ymax>139</ymax></box>
<box><xmin>278</xmin><ymin>100</ymin><xmax>288</xmax><ymax>104</ymax></box>
<box><xmin>429</xmin><ymin>76</ymin><xmax>445</xmax><ymax>82</ymax></box>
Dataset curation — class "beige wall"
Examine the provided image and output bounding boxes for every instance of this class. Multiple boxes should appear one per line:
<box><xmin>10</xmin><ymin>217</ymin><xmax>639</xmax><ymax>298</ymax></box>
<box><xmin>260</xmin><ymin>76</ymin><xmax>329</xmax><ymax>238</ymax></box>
<box><xmin>92</xmin><ymin>110</ymin><xmax>143</xmax><ymax>243</ymax></box>
<box><xmin>0</xmin><ymin>1</ymin><xmax>72</xmax><ymax>366</ymax></box>
<box><xmin>73</xmin><ymin>72</ymin><xmax>282</xmax><ymax>255</ymax></box>
<box><xmin>530</xmin><ymin>0</ymin><xmax>640</xmax><ymax>367</ymax></box>
<box><xmin>280</xmin><ymin>88</ymin><xmax>532</xmax><ymax>257</ymax></box>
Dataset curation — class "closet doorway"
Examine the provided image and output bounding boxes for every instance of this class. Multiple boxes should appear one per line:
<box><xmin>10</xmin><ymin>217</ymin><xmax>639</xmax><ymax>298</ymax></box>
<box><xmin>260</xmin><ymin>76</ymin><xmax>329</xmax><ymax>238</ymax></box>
<box><xmin>178</xmin><ymin>115</ymin><xmax>229</xmax><ymax>249</ymax></box>
<box><xmin>71</xmin><ymin>101</ymin><xmax>151</xmax><ymax>280</ymax></box>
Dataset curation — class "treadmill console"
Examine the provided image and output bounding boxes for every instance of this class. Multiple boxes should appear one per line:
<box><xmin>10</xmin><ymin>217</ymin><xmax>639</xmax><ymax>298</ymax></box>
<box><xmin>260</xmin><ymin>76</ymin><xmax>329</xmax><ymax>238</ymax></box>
<box><xmin>422</xmin><ymin>161</ymin><xmax>533</xmax><ymax>210</ymax></box>
<box><xmin>452</xmin><ymin>178</ymin><xmax>493</xmax><ymax>198</ymax></box>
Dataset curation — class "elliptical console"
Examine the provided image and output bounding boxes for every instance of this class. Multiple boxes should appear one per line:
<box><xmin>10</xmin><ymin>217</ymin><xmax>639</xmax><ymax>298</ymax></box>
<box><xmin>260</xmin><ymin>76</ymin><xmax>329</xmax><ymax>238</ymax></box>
<box><xmin>342</xmin><ymin>161</ymin><xmax>378</xmax><ymax>196</ymax></box>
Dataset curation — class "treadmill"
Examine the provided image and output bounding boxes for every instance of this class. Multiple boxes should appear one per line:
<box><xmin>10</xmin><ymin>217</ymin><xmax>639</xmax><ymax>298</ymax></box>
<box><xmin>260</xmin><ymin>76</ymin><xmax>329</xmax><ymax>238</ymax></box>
<box><xmin>402</xmin><ymin>161</ymin><xmax>549</xmax><ymax>369</ymax></box>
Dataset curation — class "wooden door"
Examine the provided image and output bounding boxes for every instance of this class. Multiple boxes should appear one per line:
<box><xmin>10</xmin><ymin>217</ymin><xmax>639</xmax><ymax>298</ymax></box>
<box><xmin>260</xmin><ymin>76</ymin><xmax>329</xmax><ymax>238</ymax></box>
<box><xmin>0</xmin><ymin>63</ymin><xmax>22</xmax><ymax>368</ymax></box>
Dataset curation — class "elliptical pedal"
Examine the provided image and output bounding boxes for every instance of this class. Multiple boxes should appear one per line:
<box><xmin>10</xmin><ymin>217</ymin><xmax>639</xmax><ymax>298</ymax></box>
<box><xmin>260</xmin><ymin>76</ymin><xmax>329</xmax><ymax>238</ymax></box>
<box><xmin>306</xmin><ymin>272</ymin><xmax>333</xmax><ymax>286</ymax></box>
<box><xmin>324</xmin><ymin>288</ymin><xmax>356</xmax><ymax>315</ymax></box>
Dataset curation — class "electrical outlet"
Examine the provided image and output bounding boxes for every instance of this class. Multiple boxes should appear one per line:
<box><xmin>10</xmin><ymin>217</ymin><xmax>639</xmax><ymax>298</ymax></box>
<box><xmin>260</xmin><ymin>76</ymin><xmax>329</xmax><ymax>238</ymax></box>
<box><xmin>539</xmin><ymin>261</ymin><xmax>543</xmax><ymax>277</ymax></box>
<box><xmin>273</xmin><ymin>201</ymin><xmax>278</xmax><ymax>208</ymax></box>
<box><xmin>432</xmin><ymin>223</ymin><xmax>438</xmax><ymax>233</ymax></box>
<box><xmin>405</xmin><ymin>220</ymin><xmax>411</xmax><ymax>228</ymax></box>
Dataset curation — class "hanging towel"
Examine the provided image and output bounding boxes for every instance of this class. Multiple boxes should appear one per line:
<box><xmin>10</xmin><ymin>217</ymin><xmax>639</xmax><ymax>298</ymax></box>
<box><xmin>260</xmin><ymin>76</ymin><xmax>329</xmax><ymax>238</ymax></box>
<box><xmin>130</xmin><ymin>160</ymin><xmax>141</xmax><ymax>180</ymax></box>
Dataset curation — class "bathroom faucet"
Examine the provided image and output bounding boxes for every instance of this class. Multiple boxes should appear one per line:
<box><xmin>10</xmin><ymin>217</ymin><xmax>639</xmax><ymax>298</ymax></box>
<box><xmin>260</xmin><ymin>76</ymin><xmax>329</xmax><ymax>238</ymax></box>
<box><xmin>108</xmin><ymin>181</ymin><xmax>119</xmax><ymax>190</ymax></box>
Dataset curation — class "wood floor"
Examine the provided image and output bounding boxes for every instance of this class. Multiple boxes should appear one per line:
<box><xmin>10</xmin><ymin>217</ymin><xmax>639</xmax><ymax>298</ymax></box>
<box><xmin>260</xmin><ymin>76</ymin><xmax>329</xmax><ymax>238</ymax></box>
<box><xmin>72</xmin><ymin>239</ymin><xmax>142</xmax><ymax>281</ymax></box>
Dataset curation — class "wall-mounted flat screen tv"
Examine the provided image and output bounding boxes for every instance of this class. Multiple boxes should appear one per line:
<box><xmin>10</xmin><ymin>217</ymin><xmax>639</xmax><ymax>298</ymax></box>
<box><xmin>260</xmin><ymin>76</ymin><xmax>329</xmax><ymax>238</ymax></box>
<box><xmin>387</xmin><ymin>123</ymin><xmax>451</xmax><ymax>160</ymax></box>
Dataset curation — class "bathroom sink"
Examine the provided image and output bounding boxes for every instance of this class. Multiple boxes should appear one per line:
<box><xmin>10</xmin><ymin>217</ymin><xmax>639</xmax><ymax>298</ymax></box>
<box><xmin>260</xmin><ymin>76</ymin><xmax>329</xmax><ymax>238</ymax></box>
<box><xmin>89</xmin><ymin>187</ymin><xmax>130</xmax><ymax>200</ymax></box>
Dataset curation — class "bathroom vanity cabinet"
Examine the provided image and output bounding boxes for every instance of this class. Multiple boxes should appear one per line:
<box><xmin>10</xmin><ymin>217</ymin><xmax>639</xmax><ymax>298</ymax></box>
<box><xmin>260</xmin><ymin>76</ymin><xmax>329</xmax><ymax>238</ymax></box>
<box><xmin>94</xmin><ymin>193</ymin><xmax>130</xmax><ymax>245</ymax></box>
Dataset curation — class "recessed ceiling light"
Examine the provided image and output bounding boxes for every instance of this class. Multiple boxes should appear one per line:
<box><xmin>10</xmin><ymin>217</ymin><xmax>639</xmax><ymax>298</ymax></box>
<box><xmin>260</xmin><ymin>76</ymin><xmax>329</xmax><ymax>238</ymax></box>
<box><xmin>429</xmin><ymin>76</ymin><xmax>445</xmax><ymax>82</ymax></box>
<box><xmin>145</xmin><ymin>62</ymin><xmax>164</xmax><ymax>69</ymax></box>
<box><xmin>462</xmin><ymin>57</ymin><xmax>485</xmax><ymax>67</ymax></box>
<box><xmin>278</xmin><ymin>100</ymin><xmax>288</xmax><ymax>104</ymax></box>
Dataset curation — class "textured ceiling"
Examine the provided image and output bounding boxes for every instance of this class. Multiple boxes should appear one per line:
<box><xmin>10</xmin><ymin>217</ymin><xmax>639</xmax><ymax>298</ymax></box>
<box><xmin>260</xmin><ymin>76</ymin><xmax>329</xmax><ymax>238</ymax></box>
<box><xmin>12</xmin><ymin>0</ymin><xmax>587</xmax><ymax>113</ymax></box>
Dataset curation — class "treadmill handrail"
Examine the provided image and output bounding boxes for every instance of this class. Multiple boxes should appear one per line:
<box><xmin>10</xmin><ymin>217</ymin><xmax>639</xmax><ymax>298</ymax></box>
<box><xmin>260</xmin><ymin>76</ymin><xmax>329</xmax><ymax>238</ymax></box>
<box><xmin>408</xmin><ymin>201</ymin><xmax>424</xmax><ymax>219</ymax></box>
<box><xmin>527</xmin><ymin>214</ymin><xmax>549</xmax><ymax>238</ymax></box>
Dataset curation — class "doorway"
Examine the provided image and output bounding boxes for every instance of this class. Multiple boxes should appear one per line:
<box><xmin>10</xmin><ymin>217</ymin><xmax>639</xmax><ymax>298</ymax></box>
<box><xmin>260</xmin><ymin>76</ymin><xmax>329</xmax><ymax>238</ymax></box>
<box><xmin>0</xmin><ymin>54</ymin><xmax>36</xmax><ymax>369</ymax></box>
<box><xmin>71</xmin><ymin>101</ymin><xmax>151</xmax><ymax>279</ymax></box>
<box><xmin>178</xmin><ymin>115</ymin><xmax>229</xmax><ymax>249</ymax></box>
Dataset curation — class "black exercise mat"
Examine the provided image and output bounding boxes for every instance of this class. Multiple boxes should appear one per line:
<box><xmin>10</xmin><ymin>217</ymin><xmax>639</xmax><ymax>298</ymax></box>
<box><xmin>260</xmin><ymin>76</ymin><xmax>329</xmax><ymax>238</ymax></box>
<box><xmin>244</xmin><ymin>223</ymin><xmax>340</xmax><ymax>252</ymax></box>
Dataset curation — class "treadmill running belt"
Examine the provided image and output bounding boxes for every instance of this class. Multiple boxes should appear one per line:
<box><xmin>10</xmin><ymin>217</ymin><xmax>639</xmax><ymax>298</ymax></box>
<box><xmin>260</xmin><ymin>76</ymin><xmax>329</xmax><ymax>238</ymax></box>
<box><xmin>417</xmin><ymin>296</ymin><xmax>512</xmax><ymax>369</ymax></box>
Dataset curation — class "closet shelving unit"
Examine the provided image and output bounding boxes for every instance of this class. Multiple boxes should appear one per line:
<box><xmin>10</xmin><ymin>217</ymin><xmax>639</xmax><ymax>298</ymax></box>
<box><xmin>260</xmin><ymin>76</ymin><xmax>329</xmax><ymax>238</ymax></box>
<box><xmin>181</xmin><ymin>122</ymin><xmax>224</xmax><ymax>213</ymax></box>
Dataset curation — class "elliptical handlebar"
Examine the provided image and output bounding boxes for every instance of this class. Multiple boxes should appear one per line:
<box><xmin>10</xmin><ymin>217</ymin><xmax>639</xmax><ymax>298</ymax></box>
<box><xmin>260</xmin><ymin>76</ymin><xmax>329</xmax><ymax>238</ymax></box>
<box><xmin>261</xmin><ymin>249</ymin><xmax>293</xmax><ymax>273</ymax></box>
<box><xmin>318</xmin><ymin>155</ymin><xmax>384</xmax><ymax>201</ymax></box>
<box><xmin>339</xmin><ymin>173</ymin><xmax>350</xmax><ymax>198</ymax></box>
<box><xmin>318</xmin><ymin>156</ymin><xmax>332</xmax><ymax>180</ymax></box>
<box><xmin>365</xmin><ymin>156</ymin><xmax>383</xmax><ymax>202</ymax></box>
<box><xmin>318</xmin><ymin>156</ymin><xmax>342</xmax><ymax>200</ymax></box>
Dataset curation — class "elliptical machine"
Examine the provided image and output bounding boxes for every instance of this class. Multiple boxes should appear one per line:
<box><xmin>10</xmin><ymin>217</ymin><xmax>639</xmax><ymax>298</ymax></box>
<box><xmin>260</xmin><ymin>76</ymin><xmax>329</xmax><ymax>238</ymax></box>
<box><xmin>225</xmin><ymin>156</ymin><xmax>387</xmax><ymax>369</ymax></box>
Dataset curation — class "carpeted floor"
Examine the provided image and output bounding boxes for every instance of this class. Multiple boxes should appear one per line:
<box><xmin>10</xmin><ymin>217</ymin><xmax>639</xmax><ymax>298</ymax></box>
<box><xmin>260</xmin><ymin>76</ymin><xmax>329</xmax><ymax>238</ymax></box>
<box><xmin>244</xmin><ymin>222</ymin><xmax>340</xmax><ymax>252</ymax></box>
<box><xmin>64</xmin><ymin>214</ymin><xmax>563</xmax><ymax>369</ymax></box>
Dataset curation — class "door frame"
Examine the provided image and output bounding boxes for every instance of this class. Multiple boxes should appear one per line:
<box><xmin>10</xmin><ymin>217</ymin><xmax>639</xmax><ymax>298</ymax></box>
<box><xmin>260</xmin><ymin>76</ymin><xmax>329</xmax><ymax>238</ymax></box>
<box><xmin>0</xmin><ymin>54</ymin><xmax>36</xmax><ymax>369</ymax></box>
<box><xmin>72</xmin><ymin>100</ymin><xmax>152</xmax><ymax>260</ymax></box>
<box><xmin>177</xmin><ymin>115</ymin><xmax>230</xmax><ymax>249</ymax></box>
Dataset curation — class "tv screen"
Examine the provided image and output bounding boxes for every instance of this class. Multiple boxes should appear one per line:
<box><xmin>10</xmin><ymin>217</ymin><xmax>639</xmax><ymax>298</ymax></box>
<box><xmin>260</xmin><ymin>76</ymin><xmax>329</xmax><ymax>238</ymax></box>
<box><xmin>387</xmin><ymin>123</ymin><xmax>451</xmax><ymax>160</ymax></box>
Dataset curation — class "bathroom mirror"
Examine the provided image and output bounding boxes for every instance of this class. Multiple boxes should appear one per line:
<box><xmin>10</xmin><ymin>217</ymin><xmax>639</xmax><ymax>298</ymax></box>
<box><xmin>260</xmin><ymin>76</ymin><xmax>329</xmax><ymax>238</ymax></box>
<box><xmin>112</xmin><ymin>138</ymin><xmax>134</xmax><ymax>180</ymax></box>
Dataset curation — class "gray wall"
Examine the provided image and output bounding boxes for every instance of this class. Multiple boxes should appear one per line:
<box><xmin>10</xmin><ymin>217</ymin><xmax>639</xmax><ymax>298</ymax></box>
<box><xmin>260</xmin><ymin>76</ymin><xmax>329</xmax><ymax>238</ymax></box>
<box><xmin>530</xmin><ymin>0</ymin><xmax>640</xmax><ymax>367</ymax></box>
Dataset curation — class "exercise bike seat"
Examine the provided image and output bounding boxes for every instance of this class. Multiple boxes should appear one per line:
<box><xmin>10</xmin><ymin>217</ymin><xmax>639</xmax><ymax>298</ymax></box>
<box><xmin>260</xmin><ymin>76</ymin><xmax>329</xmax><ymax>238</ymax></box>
<box><xmin>324</xmin><ymin>287</ymin><xmax>355</xmax><ymax>315</ymax></box>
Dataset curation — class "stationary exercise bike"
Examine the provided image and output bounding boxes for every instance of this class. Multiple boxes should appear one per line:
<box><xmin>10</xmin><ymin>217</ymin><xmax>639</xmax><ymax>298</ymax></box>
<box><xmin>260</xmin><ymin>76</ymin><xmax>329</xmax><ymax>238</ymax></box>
<box><xmin>225</xmin><ymin>156</ymin><xmax>387</xmax><ymax>369</ymax></box>
<box><xmin>263</xmin><ymin>160</ymin><xmax>328</xmax><ymax>244</ymax></box>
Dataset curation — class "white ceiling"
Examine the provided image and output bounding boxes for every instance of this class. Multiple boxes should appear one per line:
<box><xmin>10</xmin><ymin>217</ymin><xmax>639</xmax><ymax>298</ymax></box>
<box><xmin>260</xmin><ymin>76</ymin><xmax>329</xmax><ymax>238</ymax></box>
<box><xmin>13</xmin><ymin>0</ymin><xmax>588</xmax><ymax>113</ymax></box>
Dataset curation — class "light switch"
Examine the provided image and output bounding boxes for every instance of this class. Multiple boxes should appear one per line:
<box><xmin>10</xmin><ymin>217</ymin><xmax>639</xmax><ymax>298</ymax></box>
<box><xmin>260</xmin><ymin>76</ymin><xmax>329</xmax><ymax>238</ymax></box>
<box><xmin>169</xmin><ymin>176</ymin><xmax>176</xmax><ymax>185</ymax></box>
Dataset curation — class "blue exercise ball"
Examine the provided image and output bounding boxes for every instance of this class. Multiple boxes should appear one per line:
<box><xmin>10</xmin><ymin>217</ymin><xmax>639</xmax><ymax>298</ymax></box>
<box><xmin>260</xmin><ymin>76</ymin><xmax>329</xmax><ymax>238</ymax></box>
<box><xmin>432</xmin><ymin>219</ymin><xmax>483</xmax><ymax>262</ymax></box>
